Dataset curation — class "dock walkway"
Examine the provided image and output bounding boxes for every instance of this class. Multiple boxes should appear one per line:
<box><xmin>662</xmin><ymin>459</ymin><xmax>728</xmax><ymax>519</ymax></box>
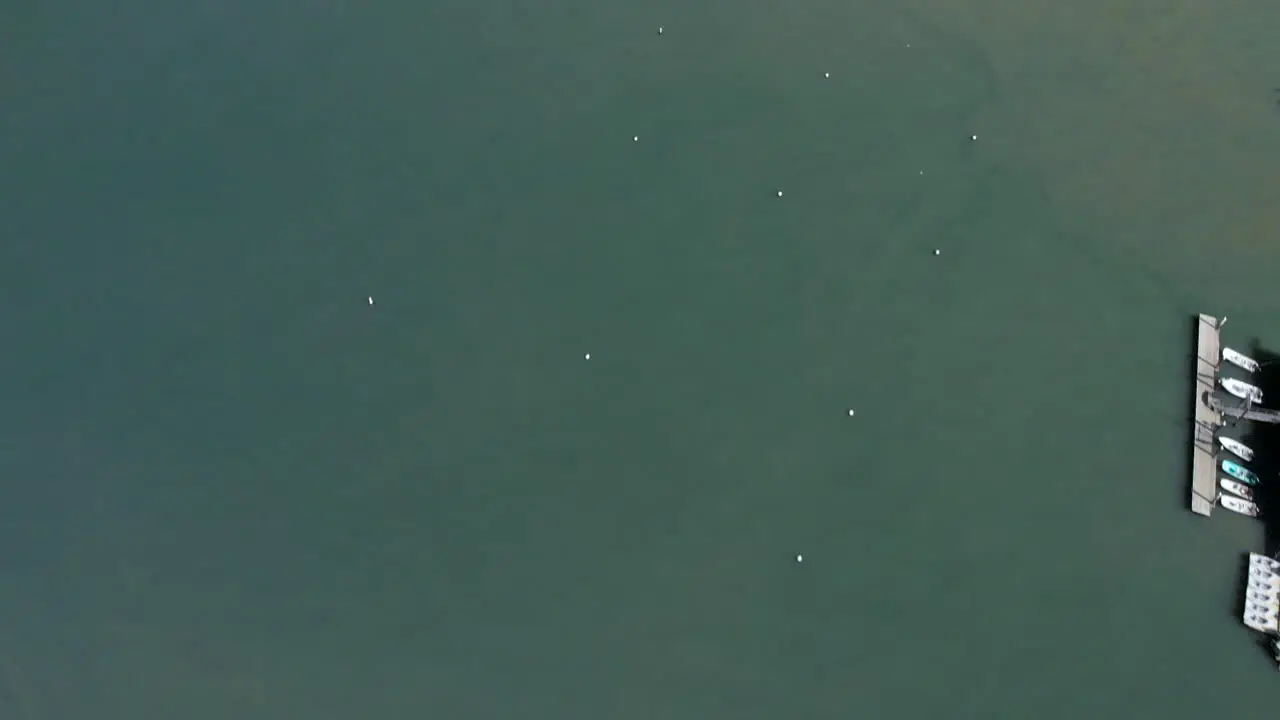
<box><xmin>1191</xmin><ymin>314</ymin><xmax>1222</xmax><ymax>517</ymax></box>
<box><xmin>1207</xmin><ymin>393</ymin><xmax>1280</xmax><ymax>424</ymax></box>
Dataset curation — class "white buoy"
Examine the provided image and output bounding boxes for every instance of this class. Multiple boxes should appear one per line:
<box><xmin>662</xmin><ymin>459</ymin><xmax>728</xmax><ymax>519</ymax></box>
<box><xmin>584</xmin><ymin>353</ymin><xmax>591</xmax><ymax>360</ymax></box>
<box><xmin>368</xmin><ymin>296</ymin><xmax>374</xmax><ymax>305</ymax></box>
<box><xmin>848</xmin><ymin>409</ymin><xmax>856</xmax><ymax>417</ymax></box>
<box><xmin>934</xmin><ymin>249</ymin><xmax>941</xmax><ymax>256</ymax></box>
<box><xmin>824</xmin><ymin>72</ymin><xmax>830</xmax><ymax>78</ymax></box>
<box><xmin>633</xmin><ymin>135</ymin><xmax>639</xmax><ymax>142</ymax></box>
<box><xmin>796</xmin><ymin>554</ymin><xmax>803</xmax><ymax>563</ymax></box>
<box><xmin>776</xmin><ymin>190</ymin><xmax>783</xmax><ymax>197</ymax></box>
<box><xmin>658</xmin><ymin>26</ymin><xmax>663</xmax><ymax>35</ymax></box>
<box><xmin>970</xmin><ymin>134</ymin><xmax>978</xmax><ymax>141</ymax></box>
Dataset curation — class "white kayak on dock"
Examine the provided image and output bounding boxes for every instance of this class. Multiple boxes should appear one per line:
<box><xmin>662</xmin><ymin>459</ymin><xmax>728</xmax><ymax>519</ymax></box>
<box><xmin>1217</xmin><ymin>436</ymin><xmax>1255</xmax><ymax>462</ymax></box>
<box><xmin>1247</xmin><ymin>590</ymin><xmax>1276</xmax><ymax>606</ymax></box>
<box><xmin>1252</xmin><ymin>578</ymin><xmax>1279</xmax><ymax>593</ymax></box>
<box><xmin>1220</xmin><ymin>494</ymin><xmax>1260</xmax><ymax>518</ymax></box>
<box><xmin>1223</xmin><ymin>347</ymin><xmax>1261</xmax><ymax>373</ymax></box>
<box><xmin>1221</xmin><ymin>377</ymin><xmax>1264</xmax><ymax>403</ymax></box>
<box><xmin>1251</xmin><ymin>555</ymin><xmax>1280</xmax><ymax>572</ymax></box>
<box><xmin>1220</xmin><ymin>477</ymin><xmax>1256</xmax><ymax>502</ymax></box>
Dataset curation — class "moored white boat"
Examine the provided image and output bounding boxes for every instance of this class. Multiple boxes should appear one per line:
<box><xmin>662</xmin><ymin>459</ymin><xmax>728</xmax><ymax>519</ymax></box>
<box><xmin>1220</xmin><ymin>477</ymin><xmax>1256</xmax><ymax>502</ymax></box>
<box><xmin>1217</xmin><ymin>436</ymin><xmax>1255</xmax><ymax>462</ymax></box>
<box><xmin>1223</xmin><ymin>347</ymin><xmax>1261</xmax><ymax>373</ymax></box>
<box><xmin>1221</xmin><ymin>377</ymin><xmax>1264</xmax><ymax>403</ymax></box>
<box><xmin>1220</xmin><ymin>494</ymin><xmax>1260</xmax><ymax>517</ymax></box>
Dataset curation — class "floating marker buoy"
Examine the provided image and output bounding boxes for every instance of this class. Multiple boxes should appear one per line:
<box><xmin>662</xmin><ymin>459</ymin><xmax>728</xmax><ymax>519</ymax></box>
<box><xmin>796</xmin><ymin>554</ymin><xmax>803</xmax><ymax>563</ymax></box>
<box><xmin>934</xmin><ymin>249</ymin><xmax>941</xmax><ymax>256</ymax></box>
<box><xmin>368</xmin><ymin>296</ymin><xmax>374</xmax><ymax>305</ymax></box>
<box><xmin>585</xmin><ymin>353</ymin><xmax>591</xmax><ymax>360</ymax></box>
<box><xmin>971</xmin><ymin>134</ymin><xmax>978</xmax><ymax>141</ymax></box>
<box><xmin>848</xmin><ymin>409</ymin><xmax>856</xmax><ymax>417</ymax></box>
<box><xmin>777</xmin><ymin>190</ymin><xmax>783</xmax><ymax>197</ymax></box>
<box><xmin>633</xmin><ymin>135</ymin><xmax>639</xmax><ymax>142</ymax></box>
<box><xmin>658</xmin><ymin>26</ymin><xmax>663</xmax><ymax>34</ymax></box>
<box><xmin>824</xmin><ymin>72</ymin><xmax>830</xmax><ymax>78</ymax></box>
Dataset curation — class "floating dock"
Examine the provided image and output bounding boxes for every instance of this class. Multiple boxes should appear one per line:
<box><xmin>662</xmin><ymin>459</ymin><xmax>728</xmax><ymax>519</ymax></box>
<box><xmin>1244</xmin><ymin>553</ymin><xmax>1280</xmax><ymax>634</ymax></box>
<box><xmin>1190</xmin><ymin>314</ymin><xmax>1223</xmax><ymax>517</ymax></box>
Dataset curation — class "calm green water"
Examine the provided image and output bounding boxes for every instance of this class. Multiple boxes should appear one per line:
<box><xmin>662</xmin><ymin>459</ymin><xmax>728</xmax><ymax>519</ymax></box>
<box><xmin>3</xmin><ymin>0</ymin><xmax>1280</xmax><ymax>716</ymax></box>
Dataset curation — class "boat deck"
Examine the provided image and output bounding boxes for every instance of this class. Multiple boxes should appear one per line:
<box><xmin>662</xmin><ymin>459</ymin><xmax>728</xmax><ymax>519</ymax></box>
<box><xmin>1191</xmin><ymin>314</ymin><xmax>1223</xmax><ymax>517</ymax></box>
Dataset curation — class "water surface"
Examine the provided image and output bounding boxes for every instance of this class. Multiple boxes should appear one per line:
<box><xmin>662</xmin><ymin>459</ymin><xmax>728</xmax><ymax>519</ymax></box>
<box><xmin>2</xmin><ymin>0</ymin><xmax>1280</xmax><ymax>716</ymax></box>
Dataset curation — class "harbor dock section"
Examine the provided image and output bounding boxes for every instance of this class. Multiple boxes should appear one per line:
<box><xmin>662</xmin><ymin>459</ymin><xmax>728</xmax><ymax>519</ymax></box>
<box><xmin>1190</xmin><ymin>314</ymin><xmax>1222</xmax><ymax>517</ymax></box>
<box><xmin>1244</xmin><ymin>553</ymin><xmax>1280</xmax><ymax>634</ymax></box>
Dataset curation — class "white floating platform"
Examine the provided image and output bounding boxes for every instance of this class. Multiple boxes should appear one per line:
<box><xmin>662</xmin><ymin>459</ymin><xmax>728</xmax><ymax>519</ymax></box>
<box><xmin>1243</xmin><ymin>553</ymin><xmax>1280</xmax><ymax>634</ymax></box>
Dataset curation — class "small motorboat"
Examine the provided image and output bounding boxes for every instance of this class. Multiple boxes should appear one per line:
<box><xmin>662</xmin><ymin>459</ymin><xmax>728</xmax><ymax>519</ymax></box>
<box><xmin>1220</xmin><ymin>477</ymin><xmax>1256</xmax><ymax>502</ymax></box>
<box><xmin>1223</xmin><ymin>347</ymin><xmax>1261</xmax><ymax>373</ymax></box>
<box><xmin>1220</xmin><ymin>494</ymin><xmax>1260</xmax><ymax>517</ymax></box>
<box><xmin>1221</xmin><ymin>377</ymin><xmax>1264</xmax><ymax>403</ymax></box>
<box><xmin>1217</xmin><ymin>436</ymin><xmax>1255</xmax><ymax>462</ymax></box>
<box><xmin>1223</xmin><ymin>459</ymin><xmax>1261</xmax><ymax>485</ymax></box>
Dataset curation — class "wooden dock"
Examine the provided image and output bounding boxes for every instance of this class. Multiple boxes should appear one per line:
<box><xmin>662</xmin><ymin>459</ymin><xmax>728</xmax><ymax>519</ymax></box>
<box><xmin>1191</xmin><ymin>314</ymin><xmax>1223</xmax><ymax>517</ymax></box>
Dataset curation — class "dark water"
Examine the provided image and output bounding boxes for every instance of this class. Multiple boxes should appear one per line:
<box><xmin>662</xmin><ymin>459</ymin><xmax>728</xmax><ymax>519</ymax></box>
<box><xmin>3</xmin><ymin>1</ymin><xmax>1280</xmax><ymax>716</ymax></box>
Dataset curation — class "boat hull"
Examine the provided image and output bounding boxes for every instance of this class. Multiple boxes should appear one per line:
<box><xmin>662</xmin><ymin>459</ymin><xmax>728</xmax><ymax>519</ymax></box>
<box><xmin>1217</xmin><ymin>436</ymin><xmax>1254</xmax><ymax>462</ymax></box>
<box><xmin>1223</xmin><ymin>348</ymin><xmax>1261</xmax><ymax>373</ymax></box>
<box><xmin>1220</xmin><ymin>477</ymin><xmax>1255</xmax><ymax>502</ymax></box>
<box><xmin>1221</xmin><ymin>377</ymin><xmax>1264</xmax><ymax>403</ymax></box>
<box><xmin>1220</xmin><ymin>494</ymin><xmax>1260</xmax><ymax>517</ymax></box>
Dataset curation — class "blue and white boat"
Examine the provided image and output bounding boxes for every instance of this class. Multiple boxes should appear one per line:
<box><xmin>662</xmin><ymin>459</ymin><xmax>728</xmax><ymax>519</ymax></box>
<box><xmin>1222</xmin><ymin>459</ymin><xmax>1260</xmax><ymax>486</ymax></box>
